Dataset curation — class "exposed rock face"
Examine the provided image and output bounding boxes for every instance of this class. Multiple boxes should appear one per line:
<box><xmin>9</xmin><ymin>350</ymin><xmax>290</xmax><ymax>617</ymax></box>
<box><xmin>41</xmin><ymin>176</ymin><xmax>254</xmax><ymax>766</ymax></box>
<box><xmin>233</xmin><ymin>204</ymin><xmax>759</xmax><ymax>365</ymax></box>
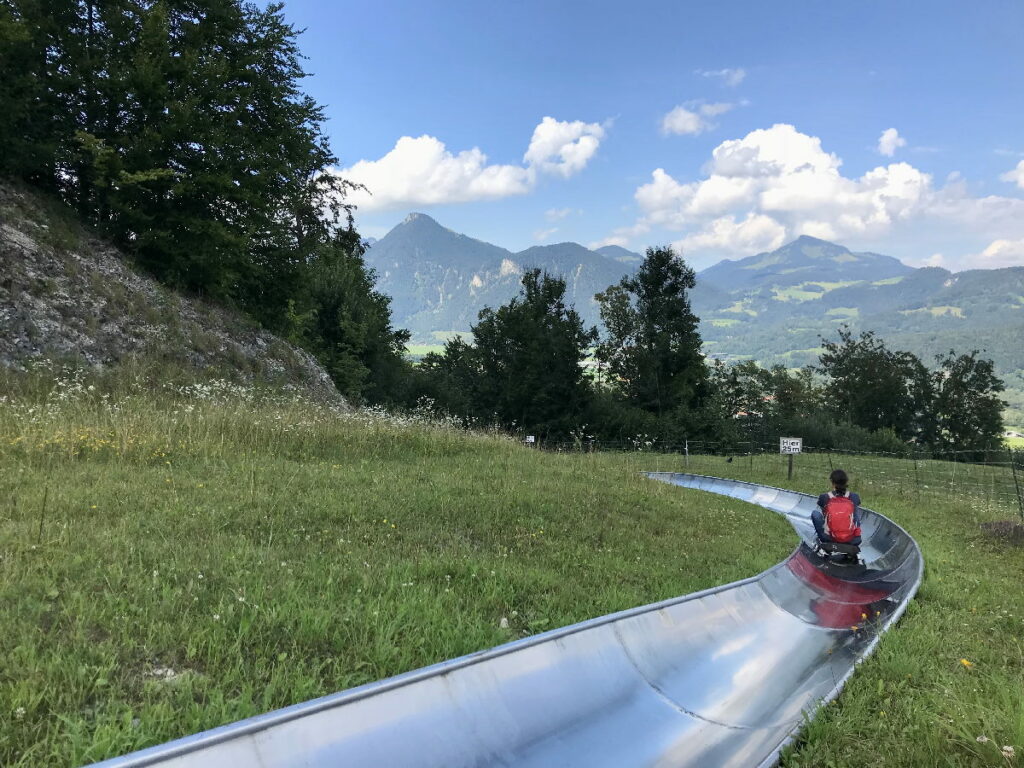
<box><xmin>0</xmin><ymin>181</ymin><xmax>343</xmax><ymax>404</ymax></box>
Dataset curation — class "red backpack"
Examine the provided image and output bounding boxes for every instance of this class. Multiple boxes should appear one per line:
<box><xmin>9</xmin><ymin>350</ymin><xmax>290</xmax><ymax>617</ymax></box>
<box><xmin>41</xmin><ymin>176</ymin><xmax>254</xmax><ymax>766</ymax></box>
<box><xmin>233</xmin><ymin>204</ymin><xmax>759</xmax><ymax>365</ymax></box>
<box><xmin>824</xmin><ymin>492</ymin><xmax>861</xmax><ymax>543</ymax></box>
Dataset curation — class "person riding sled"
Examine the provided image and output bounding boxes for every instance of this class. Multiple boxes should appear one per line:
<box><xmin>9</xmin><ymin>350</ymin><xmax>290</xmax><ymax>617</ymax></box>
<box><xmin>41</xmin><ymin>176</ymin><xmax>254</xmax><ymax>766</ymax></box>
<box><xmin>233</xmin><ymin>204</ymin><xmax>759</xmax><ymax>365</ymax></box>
<box><xmin>812</xmin><ymin>469</ymin><xmax>862</xmax><ymax>559</ymax></box>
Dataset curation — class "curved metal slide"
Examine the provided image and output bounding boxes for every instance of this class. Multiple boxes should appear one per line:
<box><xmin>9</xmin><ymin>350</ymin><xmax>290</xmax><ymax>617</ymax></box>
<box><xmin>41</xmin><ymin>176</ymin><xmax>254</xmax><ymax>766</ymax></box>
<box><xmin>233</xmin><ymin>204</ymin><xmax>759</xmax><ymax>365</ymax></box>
<box><xmin>91</xmin><ymin>473</ymin><xmax>923</xmax><ymax>768</ymax></box>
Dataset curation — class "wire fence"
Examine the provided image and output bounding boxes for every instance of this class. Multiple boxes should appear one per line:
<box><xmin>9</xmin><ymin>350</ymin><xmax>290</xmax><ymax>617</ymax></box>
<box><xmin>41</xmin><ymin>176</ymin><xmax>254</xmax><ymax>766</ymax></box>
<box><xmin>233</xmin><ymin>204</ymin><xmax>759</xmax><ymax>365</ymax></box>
<box><xmin>540</xmin><ymin>438</ymin><xmax>1024</xmax><ymax>521</ymax></box>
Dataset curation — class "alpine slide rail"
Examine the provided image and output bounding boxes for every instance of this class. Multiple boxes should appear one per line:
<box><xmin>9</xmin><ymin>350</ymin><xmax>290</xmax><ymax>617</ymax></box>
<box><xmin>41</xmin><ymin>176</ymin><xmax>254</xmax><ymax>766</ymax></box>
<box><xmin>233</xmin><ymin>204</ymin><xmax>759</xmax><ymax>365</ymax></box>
<box><xmin>91</xmin><ymin>473</ymin><xmax>923</xmax><ymax>768</ymax></box>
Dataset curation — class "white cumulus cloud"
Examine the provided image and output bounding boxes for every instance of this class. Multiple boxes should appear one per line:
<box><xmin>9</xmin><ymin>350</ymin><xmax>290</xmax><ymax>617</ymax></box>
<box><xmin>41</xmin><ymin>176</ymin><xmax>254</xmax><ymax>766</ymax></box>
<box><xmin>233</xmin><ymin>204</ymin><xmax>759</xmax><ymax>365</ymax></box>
<box><xmin>661</xmin><ymin>102</ymin><xmax>736</xmax><ymax>136</ymax></box>
<box><xmin>972</xmin><ymin>238</ymin><xmax>1024</xmax><ymax>268</ymax></box>
<box><xmin>877</xmin><ymin>128</ymin><xmax>907</xmax><ymax>157</ymax></box>
<box><xmin>594</xmin><ymin>123</ymin><xmax>1024</xmax><ymax>266</ymax></box>
<box><xmin>636</xmin><ymin>123</ymin><xmax>932</xmax><ymax>247</ymax></box>
<box><xmin>588</xmin><ymin>235</ymin><xmax>630</xmax><ymax>249</ymax></box>
<box><xmin>523</xmin><ymin>116</ymin><xmax>605</xmax><ymax>178</ymax></box>
<box><xmin>673</xmin><ymin>213</ymin><xmax>786</xmax><ymax>254</ymax></box>
<box><xmin>697</xmin><ymin>68</ymin><xmax>746</xmax><ymax>87</ymax></box>
<box><xmin>908</xmin><ymin>252</ymin><xmax>946</xmax><ymax>268</ymax></box>
<box><xmin>1001</xmin><ymin>159</ymin><xmax>1024</xmax><ymax>189</ymax></box>
<box><xmin>339</xmin><ymin>117</ymin><xmax>604</xmax><ymax>211</ymax></box>
<box><xmin>533</xmin><ymin>227</ymin><xmax>559</xmax><ymax>242</ymax></box>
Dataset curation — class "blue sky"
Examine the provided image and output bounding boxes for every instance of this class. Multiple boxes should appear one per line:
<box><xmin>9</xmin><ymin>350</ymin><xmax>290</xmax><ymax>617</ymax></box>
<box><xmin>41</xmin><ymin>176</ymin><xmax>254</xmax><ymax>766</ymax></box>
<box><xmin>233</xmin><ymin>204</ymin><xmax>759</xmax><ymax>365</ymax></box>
<box><xmin>278</xmin><ymin>0</ymin><xmax>1024</xmax><ymax>270</ymax></box>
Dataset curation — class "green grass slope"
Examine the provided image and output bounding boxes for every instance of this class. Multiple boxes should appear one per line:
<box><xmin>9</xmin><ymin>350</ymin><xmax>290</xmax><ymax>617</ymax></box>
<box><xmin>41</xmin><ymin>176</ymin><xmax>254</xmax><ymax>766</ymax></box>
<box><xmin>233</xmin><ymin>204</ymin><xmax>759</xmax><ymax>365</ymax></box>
<box><xmin>3</xmin><ymin>386</ymin><xmax>1022</xmax><ymax>767</ymax></box>
<box><xmin>678</xmin><ymin>453</ymin><xmax>1024</xmax><ymax>768</ymax></box>
<box><xmin>0</xmin><ymin>388</ymin><xmax>792</xmax><ymax>766</ymax></box>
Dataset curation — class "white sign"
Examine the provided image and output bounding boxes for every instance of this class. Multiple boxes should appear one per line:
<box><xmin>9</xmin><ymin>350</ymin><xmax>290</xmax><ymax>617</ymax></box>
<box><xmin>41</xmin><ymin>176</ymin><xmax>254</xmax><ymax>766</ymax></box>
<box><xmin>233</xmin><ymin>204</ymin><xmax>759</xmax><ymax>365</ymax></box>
<box><xmin>525</xmin><ymin>435</ymin><xmax>536</xmax><ymax>444</ymax></box>
<box><xmin>780</xmin><ymin>437</ymin><xmax>802</xmax><ymax>455</ymax></box>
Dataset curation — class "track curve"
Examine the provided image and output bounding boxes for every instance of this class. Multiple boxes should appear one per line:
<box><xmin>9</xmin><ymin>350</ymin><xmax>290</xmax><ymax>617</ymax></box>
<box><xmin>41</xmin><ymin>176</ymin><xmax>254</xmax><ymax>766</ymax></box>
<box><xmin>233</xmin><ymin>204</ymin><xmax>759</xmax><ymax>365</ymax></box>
<box><xmin>90</xmin><ymin>473</ymin><xmax>923</xmax><ymax>768</ymax></box>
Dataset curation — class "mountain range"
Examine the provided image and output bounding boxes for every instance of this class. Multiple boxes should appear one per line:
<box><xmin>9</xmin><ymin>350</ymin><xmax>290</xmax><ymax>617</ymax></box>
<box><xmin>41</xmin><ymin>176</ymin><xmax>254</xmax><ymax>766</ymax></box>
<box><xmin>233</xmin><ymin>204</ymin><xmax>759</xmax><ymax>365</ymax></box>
<box><xmin>365</xmin><ymin>216</ymin><xmax>1024</xmax><ymax>425</ymax></box>
<box><xmin>364</xmin><ymin>213</ymin><xmax>628</xmax><ymax>339</ymax></box>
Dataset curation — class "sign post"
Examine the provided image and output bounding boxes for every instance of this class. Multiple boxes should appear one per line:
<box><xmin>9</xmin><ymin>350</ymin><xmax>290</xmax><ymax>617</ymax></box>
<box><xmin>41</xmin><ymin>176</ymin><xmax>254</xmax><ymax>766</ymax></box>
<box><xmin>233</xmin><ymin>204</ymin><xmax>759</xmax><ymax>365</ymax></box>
<box><xmin>779</xmin><ymin>437</ymin><xmax>802</xmax><ymax>480</ymax></box>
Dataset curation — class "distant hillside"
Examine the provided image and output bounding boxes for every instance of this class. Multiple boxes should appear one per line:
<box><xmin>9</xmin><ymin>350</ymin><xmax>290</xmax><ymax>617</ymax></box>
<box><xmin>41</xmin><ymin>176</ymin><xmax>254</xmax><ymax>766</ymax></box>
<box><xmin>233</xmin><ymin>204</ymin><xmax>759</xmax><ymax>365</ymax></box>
<box><xmin>0</xmin><ymin>181</ymin><xmax>343</xmax><ymax>403</ymax></box>
<box><xmin>691</xmin><ymin>235</ymin><xmax>1024</xmax><ymax>426</ymax></box>
<box><xmin>693</xmin><ymin>237</ymin><xmax>1024</xmax><ymax>372</ymax></box>
<box><xmin>596</xmin><ymin>244</ymin><xmax>645</xmax><ymax>266</ymax></box>
<box><xmin>699</xmin><ymin>235</ymin><xmax>912</xmax><ymax>293</ymax></box>
<box><xmin>364</xmin><ymin>218</ymin><xmax>1024</xmax><ymax>425</ymax></box>
<box><xmin>364</xmin><ymin>214</ymin><xmax>634</xmax><ymax>340</ymax></box>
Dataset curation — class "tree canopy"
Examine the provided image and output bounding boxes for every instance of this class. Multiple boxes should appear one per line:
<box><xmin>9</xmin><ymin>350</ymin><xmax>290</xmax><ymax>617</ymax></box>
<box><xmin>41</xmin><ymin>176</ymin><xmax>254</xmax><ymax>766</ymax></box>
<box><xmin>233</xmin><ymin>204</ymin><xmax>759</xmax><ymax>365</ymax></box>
<box><xmin>0</xmin><ymin>0</ymin><xmax>407</xmax><ymax>403</ymax></box>
<box><xmin>417</xmin><ymin>270</ymin><xmax>597</xmax><ymax>438</ymax></box>
<box><xmin>595</xmin><ymin>246</ymin><xmax>707</xmax><ymax>432</ymax></box>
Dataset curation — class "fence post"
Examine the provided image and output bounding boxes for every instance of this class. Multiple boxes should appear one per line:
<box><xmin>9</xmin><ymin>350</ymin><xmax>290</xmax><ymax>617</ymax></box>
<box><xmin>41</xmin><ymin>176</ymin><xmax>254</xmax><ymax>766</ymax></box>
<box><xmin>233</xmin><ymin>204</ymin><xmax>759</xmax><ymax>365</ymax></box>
<box><xmin>913</xmin><ymin>451</ymin><xmax>920</xmax><ymax>500</ymax></box>
<box><xmin>684</xmin><ymin>440</ymin><xmax>689</xmax><ymax>469</ymax></box>
<box><xmin>787</xmin><ymin>452</ymin><xmax>794</xmax><ymax>481</ymax></box>
<box><xmin>1009</xmin><ymin>447</ymin><xmax>1024</xmax><ymax>521</ymax></box>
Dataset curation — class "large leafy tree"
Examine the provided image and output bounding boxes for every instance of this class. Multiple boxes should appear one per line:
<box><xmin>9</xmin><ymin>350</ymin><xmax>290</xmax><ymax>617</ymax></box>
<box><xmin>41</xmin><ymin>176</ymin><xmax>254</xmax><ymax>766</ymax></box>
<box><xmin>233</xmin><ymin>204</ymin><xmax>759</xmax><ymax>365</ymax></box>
<box><xmin>0</xmin><ymin>1</ymin><xmax>356</xmax><ymax>314</ymax></box>
<box><xmin>0</xmin><ymin>0</ymin><xmax>408</xmax><ymax>403</ymax></box>
<box><xmin>818</xmin><ymin>329</ymin><xmax>936</xmax><ymax>443</ymax></box>
<box><xmin>595</xmin><ymin>246</ymin><xmax>707</xmax><ymax>420</ymax></box>
<box><xmin>932</xmin><ymin>350</ymin><xmax>1005</xmax><ymax>454</ymax></box>
<box><xmin>473</xmin><ymin>269</ymin><xmax>598</xmax><ymax>437</ymax></box>
<box><xmin>296</xmin><ymin>237</ymin><xmax>410</xmax><ymax>405</ymax></box>
<box><xmin>426</xmin><ymin>270</ymin><xmax>597</xmax><ymax>437</ymax></box>
<box><xmin>711</xmin><ymin>360</ymin><xmax>820</xmax><ymax>429</ymax></box>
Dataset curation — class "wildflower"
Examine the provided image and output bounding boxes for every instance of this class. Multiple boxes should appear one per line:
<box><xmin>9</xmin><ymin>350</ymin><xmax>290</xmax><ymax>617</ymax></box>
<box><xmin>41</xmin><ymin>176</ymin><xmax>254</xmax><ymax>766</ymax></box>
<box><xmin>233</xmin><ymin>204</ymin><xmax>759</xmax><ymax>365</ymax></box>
<box><xmin>213</xmin><ymin>613</ymin><xmax>220</xmax><ymax>621</ymax></box>
<box><xmin>1002</xmin><ymin>746</ymin><xmax>1015</xmax><ymax>759</ymax></box>
<box><xmin>960</xmin><ymin>658</ymin><xmax>974</xmax><ymax>668</ymax></box>
<box><xmin>861</xmin><ymin>613</ymin><xmax>867</xmax><ymax>620</ymax></box>
<box><xmin>90</xmin><ymin>505</ymin><xmax>97</xmax><ymax>509</ymax></box>
<box><xmin>976</xmin><ymin>735</ymin><xmax>990</xmax><ymax>743</ymax></box>
<box><xmin>14</xmin><ymin>706</ymin><xmax>25</xmax><ymax>720</ymax></box>
<box><xmin>851</xmin><ymin>625</ymin><xmax>859</xmax><ymax>631</ymax></box>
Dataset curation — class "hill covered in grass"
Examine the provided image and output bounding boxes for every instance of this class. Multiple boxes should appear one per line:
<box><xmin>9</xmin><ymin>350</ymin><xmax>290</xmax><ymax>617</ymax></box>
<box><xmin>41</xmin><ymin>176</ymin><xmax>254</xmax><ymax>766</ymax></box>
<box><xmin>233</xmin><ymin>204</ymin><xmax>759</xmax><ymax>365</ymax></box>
<box><xmin>0</xmin><ymin>383</ymin><xmax>791</xmax><ymax>766</ymax></box>
<box><xmin>2</xmin><ymin>383</ymin><xmax>1022</xmax><ymax>766</ymax></box>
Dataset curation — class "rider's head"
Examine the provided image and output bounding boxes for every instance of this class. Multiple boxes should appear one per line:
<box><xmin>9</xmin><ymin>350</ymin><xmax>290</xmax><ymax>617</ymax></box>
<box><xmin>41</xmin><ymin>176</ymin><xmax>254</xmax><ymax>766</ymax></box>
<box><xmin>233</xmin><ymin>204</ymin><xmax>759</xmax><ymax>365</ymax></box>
<box><xmin>829</xmin><ymin>468</ymin><xmax>849</xmax><ymax>493</ymax></box>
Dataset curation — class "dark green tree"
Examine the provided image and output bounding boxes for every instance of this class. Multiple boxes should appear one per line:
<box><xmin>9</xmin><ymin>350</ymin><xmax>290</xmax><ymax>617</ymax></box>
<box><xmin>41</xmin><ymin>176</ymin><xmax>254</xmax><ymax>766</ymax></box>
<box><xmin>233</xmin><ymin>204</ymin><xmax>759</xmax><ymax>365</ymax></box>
<box><xmin>818</xmin><ymin>328</ymin><xmax>935</xmax><ymax>443</ymax></box>
<box><xmin>296</xmin><ymin>238</ymin><xmax>410</xmax><ymax>405</ymax></box>
<box><xmin>469</xmin><ymin>269</ymin><xmax>597</xmax><ymax>437</ymax></box>
<box><xmin>413</xmin><ymin>336</ymin><xmax>480</xmax><ymax>419</ymax></box>
<box><xmin>0</xmin><ymin>0</ymin><xmax>410</xmax><ymax>404</ymax></box>
<box><xmin>708</xmin><ymin>360</ymin><xmax>823</xmax><ymax>445</ymax></box>
<box><xmin>595</xmin><ymin>246</ymin><xmax>707</xmax><ymax>423</ymax></box>
<box><xmin>932</xmin><ymin>350</ymin><xmax>1005</xmax><ymax>454</ymax></box>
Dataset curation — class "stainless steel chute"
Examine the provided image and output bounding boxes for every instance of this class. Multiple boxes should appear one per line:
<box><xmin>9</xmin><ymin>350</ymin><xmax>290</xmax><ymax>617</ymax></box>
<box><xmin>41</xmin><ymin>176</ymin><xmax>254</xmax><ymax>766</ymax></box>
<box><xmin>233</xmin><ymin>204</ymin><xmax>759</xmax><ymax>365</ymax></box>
<box><xmin>90</xmin><ymin>473</ymin><xmax>923</xmax><ymax>768</ymax></box>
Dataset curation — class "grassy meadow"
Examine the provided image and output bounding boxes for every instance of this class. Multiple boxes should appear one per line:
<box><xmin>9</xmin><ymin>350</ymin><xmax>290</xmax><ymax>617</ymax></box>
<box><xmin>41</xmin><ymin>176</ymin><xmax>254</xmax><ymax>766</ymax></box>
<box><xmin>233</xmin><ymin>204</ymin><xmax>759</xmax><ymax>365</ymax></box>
<box><xmin>1</xmin><ymin>380</ymin><xmax>1022</xmax><ymax>766</ymax></box>
<box><xmin>676</xmin><ymin>451</ymin><xmax>1024</xmax><ymax>768</ymax></box>
<box><xmin>0</xmin><ymin>381</ymin><xmax>792</xmax><ymax>767</ymax></box>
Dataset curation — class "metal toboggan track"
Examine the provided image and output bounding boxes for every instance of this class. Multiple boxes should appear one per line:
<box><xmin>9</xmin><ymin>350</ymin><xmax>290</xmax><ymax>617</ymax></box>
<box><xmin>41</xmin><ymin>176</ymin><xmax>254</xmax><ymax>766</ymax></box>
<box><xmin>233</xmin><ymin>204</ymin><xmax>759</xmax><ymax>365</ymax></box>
<box><xmin>90</xmin><ymin>473</ymin><xmax>923</xmax><ymax>768</ymax></box>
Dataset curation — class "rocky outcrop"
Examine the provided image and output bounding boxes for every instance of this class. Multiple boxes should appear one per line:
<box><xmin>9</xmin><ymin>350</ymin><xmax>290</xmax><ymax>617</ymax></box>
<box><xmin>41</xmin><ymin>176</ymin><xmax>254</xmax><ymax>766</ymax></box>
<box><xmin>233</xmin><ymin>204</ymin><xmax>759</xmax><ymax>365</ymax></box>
<box><xmin>0</xmin><ymin>181</ymin><xmax>343</xmax><ymax>404</ymax></box>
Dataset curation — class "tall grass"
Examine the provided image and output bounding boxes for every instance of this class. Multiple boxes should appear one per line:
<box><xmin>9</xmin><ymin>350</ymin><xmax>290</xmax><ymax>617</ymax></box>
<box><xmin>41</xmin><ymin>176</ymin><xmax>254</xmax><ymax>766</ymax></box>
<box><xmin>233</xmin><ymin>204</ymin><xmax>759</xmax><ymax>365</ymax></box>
<box><xmin>0</xmin><ymin>380</ymin><xmax>793</xmax><ymax>766</ymax></box>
